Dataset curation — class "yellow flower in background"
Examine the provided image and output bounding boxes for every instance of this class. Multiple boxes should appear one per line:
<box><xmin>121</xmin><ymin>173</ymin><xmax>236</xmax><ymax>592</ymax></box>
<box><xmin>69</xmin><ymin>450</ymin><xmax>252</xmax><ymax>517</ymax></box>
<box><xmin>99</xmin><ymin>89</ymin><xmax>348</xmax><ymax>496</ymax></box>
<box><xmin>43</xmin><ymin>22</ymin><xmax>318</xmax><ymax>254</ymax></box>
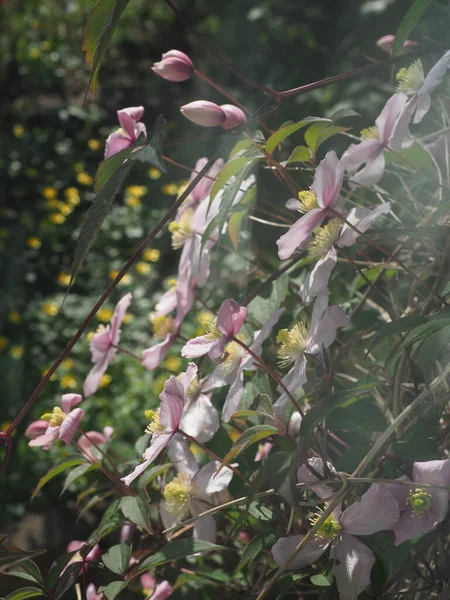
<box><xmin>0</xmin><ymin>337</ymin><xmax>9</xmax><ymax>350</ymax></box>
<box><xmin>13</xmin><ymin>124</ymin><xmax>25</xmax><ymax>138</ymax></box>
<box><xmin>65</xmin><ymin>187</ymin><xmax>80</xmax><ymax>205</ymax></box>
<box><xmin>49</xmin><ymin>213</ymin><xmax>65</xmax><ymax>224</ymax></box>
<box><xmin>60</xmin><ymin>375</ymin><xmax>77</xmax><ymax>389</ymax></box>
<box><xmin>162</xmin><ymin>183</ymin><xmax>178</xmax><ymax>196</ymax></box>
<box><xmin>127</xmin><ymin>185</ymin><xmax>147</xmax><ymax>198</ymax></box>
<box><xmin>88</xmin><ymin>139</ymin><xmax>101</xmax><ymax>151</ymax></box>
<box><xmin>40</xmin><ymin>40</ymin><xmax>50</xmax><ymax>50</ymax></box>
<box><xmin>74</xmin><ymin>163</ymin><xmax>84</xmax><ymax>174</ymax></box>
<box><xmin>1</xmin><ymin>422</ymin><xmax>12</xmax><ymax>433</ymax></box>
<box><xmin>165</xmin><ymin>356</ymin><xmax>182</xmax><ymax>372</ymax></box>
<box><xmin>87</xmin><ymin>331</ymin><xmax>94</xmax><ymax>341</ymax></box>
<box><xmin>123</xmin><ymin>313</ymin><xmax>133</xmax><ymax>324</ymax></box>
<box><xmin>46</xmin><ymin>198</ymin><xmax>59</xmax><ymax>209</ymax></box>
<box><xmin>125</xmin><ymin>195</ymin><xmax>141</xmax><ymax>208</ymax></box>
<box><xmin>58</xmin><ymin>272</ymin><xmax>71</xmax><ymax>287</ymax></box>
<box><xmin>77</xmin><ymin>172</ymin><xmax>93</xmax><ymax>186</ymax></box>
<box><xmin>153</xmin><ymin>374</ymin><xmax>167</xmax><ymax>395</ymax></box>
<box><xmin>148</xmin><ymin>168</ymin><xmax>161</xmax><ymax>180</ymax></box>
<box><xmin>143</xmin><ymin>248</ymin><xmax>160</xmax><ymax>262</ymax></box>
<box><xmin>197</xmin><ymin>310</ymin><xmax>214</xmax><ymax>329</ymax></box>
<box><xmin>29</xmin><ymin>47</ymin><xmax>40</xmax><ymax>59</ymax></box>
<box><xmin>100</xmin><ymin>374</ymin><xmax>112</xmax><ymax>388</ymax></box>
<box><xmin>42</xmin><ymin>301</ymin><xmax>59</xmax><ymax>316</ymax></box>
<box><xmin>150</xmin><ymin>315</ymin><xmax>174</xmax><ymax>338</ymax></box>
<box><xmin>97</xmin><ymin>308</ymin><xmax>114</xmax><ymax>322</ymax></box>
<box><xmin>62</xmin><ymin>358</ymin><xmax>74</xmax><ymax>369</ymax></box>
<box><xmin>10</xmin><ymin>346</ymin><xmax>24</xmax><ymax>359</ymax></box>
<box><xmin>136</xmin><ymin>262</ymin><xmax>151</xmax><ymax>275</ymax></box>
<box><xmin>43</xmin><ymin>187</ymin><xmax>57</xmax><ymax>200</ymax></box>
<box><xmin>108</xmin><ymin>270</ymin><xmax>132</xmax><ymax>285</ymax></box>
<box><xmin>57</xmin><ymin>202</ymin><xmax>73</xmax><ymax>216</ymax></box>
<box><xmin>27</xmin><ymin>237</ymin><xmax>41</xmax><ymax>249</ymax></box>
<box><xmin>8</xmin><ymin>311</ymin><xmax>21</xmax><ymax>324</ymax></box>
<box><xmin>42</xmin><ymin>367</ymin><xmax>57</xmax><ymax>381</ymax></box>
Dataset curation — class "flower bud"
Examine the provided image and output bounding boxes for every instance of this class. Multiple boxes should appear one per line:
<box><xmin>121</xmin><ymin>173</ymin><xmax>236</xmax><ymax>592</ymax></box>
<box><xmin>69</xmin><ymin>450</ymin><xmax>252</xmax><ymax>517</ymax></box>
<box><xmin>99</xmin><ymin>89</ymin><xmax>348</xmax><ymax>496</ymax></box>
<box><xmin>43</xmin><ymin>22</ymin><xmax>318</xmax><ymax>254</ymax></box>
<box><xmin>152</xmin><ymin>49</ymin><xmax>194</xmax><ymax>82</ymax></box>
<box><xmin>180</xmin><ymin>101</ymin><xmax>226</xmax><ymax>127</ymax></box>
<box><xmin>376</xmin><ymin>35</ymin><xmax>418</xmax><ymax>54</ymax></box>
<box><xmin>24</xmin><ymin>420</ymin><xmax>48</xmax><ymax>439</ymax></box>
<box><xmin>220</xmin><ymin>104</ymin><xmax>247</xmax><ymax>129</ymax></box>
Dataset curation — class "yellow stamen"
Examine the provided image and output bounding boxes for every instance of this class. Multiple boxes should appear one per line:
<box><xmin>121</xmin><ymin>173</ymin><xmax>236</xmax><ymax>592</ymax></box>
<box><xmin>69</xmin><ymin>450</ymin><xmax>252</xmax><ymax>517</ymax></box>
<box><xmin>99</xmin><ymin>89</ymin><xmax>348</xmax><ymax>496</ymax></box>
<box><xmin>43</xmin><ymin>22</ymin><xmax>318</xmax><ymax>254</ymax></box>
<box><xmin>396</xmin><ymin>60</ymin><xmax>424</xmax><ymax>94</ymax></box>
<box><xmin>169</xmin><ymin>208</ymin><xmax>194</xmax><ymax>249</ymax></box>
<box><xmin>221</xmin><ymin>338</ymin><xmax>246</xmax><ymax>375</ymax></box>
<box><xmin>204</xmin><ymin>318</ymin><xmax>222</xmax><ymax>341</ymax></box>
<box><xmin>310</xmin><ymin>509</ymin><xmax>341</xmax><ymax>540</ymax></box>
<box><xmin>163</xmin><ymin>472</ymin><xmax>192</xmax><ymax>520</ymax></box>
<box><xmin>409</xmin><ymin>488</ymin><xmax>432</xmax><ymax>517</ymax></box>
<box><xmin>41</xmin><ymin>406</ymin><xmax>66</xmax><ymax>427</ymax></box>
<box><xmin>277</xmin><ymin>323</ymin><xmax>309</xmax><ymax>368</ymax></box>
<box><xmin>144</xmin><ymin>409</ymin><xmax>165</xmax><ymax>435</ymax></box>
<box><xmin>308</xmin><ymin>218</ymin><xmax>342</xmax><ymax>260</ymax></box>
<box><xmin>360</xmin><ymin>126</ymin><xmax>379</xmax><ymax>140</ymax></box>
<box><xmin>298</xmin><ymin>189</ymin><xmax>319</xmax><ymax>213</ymax></box>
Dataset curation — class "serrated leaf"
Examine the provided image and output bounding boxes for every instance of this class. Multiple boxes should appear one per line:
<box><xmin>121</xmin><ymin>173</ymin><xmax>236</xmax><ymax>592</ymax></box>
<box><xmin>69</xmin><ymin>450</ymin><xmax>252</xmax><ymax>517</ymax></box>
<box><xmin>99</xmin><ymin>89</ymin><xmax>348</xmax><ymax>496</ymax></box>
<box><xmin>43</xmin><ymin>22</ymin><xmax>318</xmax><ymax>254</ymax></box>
<box><xmin>102</xmin><ymin>543</ymin><xmax>132</xmax><ymax>575</ymax></box>
<box><xmin>31</xmin><ymin>459</ymin><xmax>85</xmax><ymax>499</ymax></box>
<box><xmin>4</xmin><ymin>560</ymin><xmax>42</xmax><ymax>584</ymax></box>
<box><xmin>265</xmin><ymin>118</ymin><xmax>330</xmax><ymax>154</ymax></box>
<box><xmin>285</xmin><ymin>145</ymin><xmax>312</xmax><ymax>164</ymax></box>
<box><xmin>0</xmin><ymin>547</ymin><xmax>46</xmax><ymax>574</ymax></box>
<box><xmin>99</xmin><ymin>581</ymin><xmax>128</xmax><ymax>600</ymax></box>
<box><xmin>120</xmin><ymin>495</ymin><xmax>152</xmax><ymax>533</ymax></box>
<box><xmin>247</xmin><ymin>273</ymin><xmax>288</xmax><ymax>325</ymax></box>
<box><xmin>4</xmin><ymin>587</ymin><xmax>44</xmax><ymax>600</ymax></box>
<box><xmin>135</xmin><ymin>540</ymin><xmax>225</xmax><ymax>574</ymax></box>
<box><xmin>391</xmin><ymin>0</ymin><xmax>431</xmax><ymax>56</ymax></box>
<box><xmin>60</xmin><ymin>462</ymin><xmax>99</xmax><ymax>496</ymax></box>
<box><xmin>220</xmin><ymin>424</ymin><xmax>280</xmax><ymax>470</ymax></box>
<box><xmin>82</xmin><ymin>0</ymin><xmax>132</xmax><ymax>94</ymax></box>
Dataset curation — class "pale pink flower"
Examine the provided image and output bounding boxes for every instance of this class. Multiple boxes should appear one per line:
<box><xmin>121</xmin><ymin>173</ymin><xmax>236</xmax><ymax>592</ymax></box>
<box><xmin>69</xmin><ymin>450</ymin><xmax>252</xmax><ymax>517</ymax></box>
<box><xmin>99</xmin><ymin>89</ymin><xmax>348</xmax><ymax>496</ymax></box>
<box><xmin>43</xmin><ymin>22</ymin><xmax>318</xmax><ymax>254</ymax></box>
<box><xmin>277</xmin><ymin>151</ymin><xmax>346</xmax><ymax>260</ymax></box>
<box><xmin>255</xmin><ymin>441</ymin><xmax>274</xmax><ymax>462</ymax></box>
<box><xmin>376</xmin><ymin>35</ymin><xmax>418</xmax><ymax>53</ymax></box>
<box><xmin>152</xmin><ymin>49</ymin><xmax>194</xmax><ymax>82</ymax></box>
<box><xmin>64</xmin><ymin>540</ymin><xmax>101</xmax><ymax>574</ymax></box>
<box><xmin>27</xmin><ymin>394</ymin><xmax>84</xmax><ymax>450</ymax></box>
<box><xmin>24</xmin><ymin>420</ymin><xmax>48</xmax><ymax>440</ymax></box>
<box><xmin>141</xmin><ymin>573</ymin><xmax>173</xmax><ymax>600</ymax></box>
<box><xmin>389</xmin><ymin>459</ymin><xmax>450</xmax><ymax>545</ymax></box>
<box><xmin>86</xmin><ymin>584</ymin><xmax>104</xmax><ymax>600</ymax></box>
<box><xmin>77</xmin><ymin>426</ymin><xmax>114</xmax><ymax>462</ymax></box>
<box><xmin>344</xmin><ymin>93</ymin><xmax>408</xmax><ymax>187</ymax></box>
<box><xmin>272</xmin><ymin>459</ymin><xmax>399</xmax><ymax>600</ymax></box>
<box><xmin>161</xmin><ymin>439</ymin><xmax>234</xmax><ymax>542</ymax></box>
<box><xmin>186</xmin><ymin>157</ymin><xmax>225</xmax><ymax>206</ymax></box>
<box><xmin>104</xmin><ymin>107</ymin><xmax>147</xmax><ymax>159</ymax></box>
<box><xmin>121</xmin><ymin>363</ymin><xmax>198</xmax><ymax>486</ymax></box>
<box><xmin>180</xmin><ymin>101</ymin><xmax>226</xmax><ymax>127</ymax></box>
<box><xmin>182</xmin><ymin>299</ymin><xmax>248</xmax><ymax>362</ymax></box>
<box><xmin>84</xmin><ymin>293</ymin><xmax>132</xmax><ymax>397</ymax></box>
<box><xmin>220</xmin><ymin>104</ymin><xmax>247</xmax><ymax>129</ymax></box>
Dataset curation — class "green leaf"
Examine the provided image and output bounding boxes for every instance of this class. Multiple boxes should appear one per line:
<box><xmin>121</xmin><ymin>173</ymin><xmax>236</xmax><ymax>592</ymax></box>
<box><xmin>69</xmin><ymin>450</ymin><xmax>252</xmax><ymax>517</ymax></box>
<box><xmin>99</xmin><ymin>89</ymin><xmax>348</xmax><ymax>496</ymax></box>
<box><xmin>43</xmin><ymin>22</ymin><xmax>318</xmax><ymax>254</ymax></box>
<box><xmin>60</xmin><ymin>462</ymin><xmax>99</xmax><ymax>496</ymax></box>
<box><xmin>247</xmin><ymin>502</ymin><xmax>273</xmax><ymax>522</ymax></box>
<box><xmin>304</xmin><ymin>121</ymin><xmax>333</xmax><ymax>153</ymax></box>
<box><xmin>4</xmin><ymin>587</ymin><xmax>44</xmax><ymax>600</ymax></box>
<box><xmin>313</xmin><ymin>125</ymin><xmax>347</xmax><ymax>153</ymax></box>
<box><xmin>263</xmin><ymin>450</ymin><xmax>298</xmax><ymax>507</ymax></box>
<box><xmin>373</xmin><ymin>315</ymin><xmax>428</xmax><ymax>346</ymax></box>
<box><xmin>233</xmin><ymin>533</ymin><xmax>278</xmax><ymax>577</ymax></box>
<box><xmin>53</xmin><ymin>561</ymin><xmax>84</xmax><ymax>600</ymax></box>
<box><xmin>391</xmin><ymin>0</ymin><xmax>431</xmax><ymax>56</ymax></box>
<box><xmin>0</xmin><ymin>547</ymin><xmax>46</xmax><ymax>573</ymax></box>
<box><xmin>285</xmin><ymin>145</ymin><xmax>312</xmax><ymax>164</ymax></box>
<box><xmin>102</xmin><ymin>543</ymin><xmax>132</xmax><ymax>575</ymax></box>
<box><xmin>89</xmin><ymin>499</ymin><xmax>124</xmax><ymax>542</ymax></box>
<box><xmin>265</xmin><ymin>118</ymin><xmax>330</xmax><ymax>154</ymax></box>
<box><xmin>227</xmin><ymin>185</ymin><xmax>256</xmax><ymax>249</ymax></box>
<box><xmin>216</xmin><ymin>159</ymin><xmax>259</xmax><ymax>234</ymax></box>
<box><xmin>210</xmin><ymin>156</ymin><xmax>255</xmax><ymax>203</ymax></box>
<box><xmin>311</xmin><ymin>573</ymin><xmax>333</xmax><ymax>587</ymax></box>
<box><xmin>137</xmin><ymin>462</ymin><xmax>173</xmax><ymax>490</ymax></box>
<box><xmin>120</xmin><ymin>495</ymin><xmax>152</xmax><ymax>533</ymax></box>
<box><xmin>233</xmin><ymin>394</ymin><xmax>275</xmax><ymax>422</ymax></box>
<box><xmin>247</xmin><ymin>273</ymin><xmax>288</xmax><ymax>325</ymax></box>
<box><xmin>31</xmin><ymin>459</ymin><xmax>85</xmax><ymax>499</ymax></box>
<box><xmin>98</xmin><ymin>581</ymin><xmax>128</xmax><ymax>600</ymax></box>
<box><xmin>220</xmin><ymin>424</ymin><xmax>280</xmax><ymax>468</ymax></box>
<box><xmin>4</xmin><ymin>560</ymin><xmax>43</xmax><ymax>584</ymax></box>
<box><xmin>136</xmin><ymin>540</ymin><xmax>225</xmax><ymax>574</ymax></box>
<box><xmin>328</xmin><ymin>108</ymin><xmax>361</xmax><ymax>120</ymax></box>
<box><xmin>94</xmin><ymin>145</ymin><xmax>135</xmax><ymax>192</ymax></box>
<box><xmin>82</xmin><ymin>0</ymin><xmax>132</xmax><ymax>94</ymax></box>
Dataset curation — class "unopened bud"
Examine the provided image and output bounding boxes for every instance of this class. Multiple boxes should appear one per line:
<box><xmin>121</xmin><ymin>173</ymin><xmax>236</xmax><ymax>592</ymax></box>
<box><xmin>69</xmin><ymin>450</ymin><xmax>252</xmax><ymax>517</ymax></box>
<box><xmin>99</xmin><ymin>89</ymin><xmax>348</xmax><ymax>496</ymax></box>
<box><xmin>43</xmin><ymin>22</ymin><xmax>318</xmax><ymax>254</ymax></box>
<box><xmin>180</xmin><ymin>100</ymin><xmax>226</xmax><ymax>127</ymax></box>
<box><xmin>220</xmin><ymin>104</ymin><xmax>247</xmax><ymax>129</ymax></box>
<box><xmin>152</xmin><ymin>49</ymin><xmax>194</xmax><ymax>82</ymax></box>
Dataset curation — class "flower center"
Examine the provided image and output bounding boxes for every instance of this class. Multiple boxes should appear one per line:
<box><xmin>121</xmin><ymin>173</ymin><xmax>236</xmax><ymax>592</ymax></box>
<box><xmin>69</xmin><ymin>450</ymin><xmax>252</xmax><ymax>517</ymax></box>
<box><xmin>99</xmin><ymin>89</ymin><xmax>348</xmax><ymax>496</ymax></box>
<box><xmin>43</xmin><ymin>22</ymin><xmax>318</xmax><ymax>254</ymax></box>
<box><xmin>41</xmin><ymin>406</ymin><xmax>66</xmax><ymax>427</ymax></box>
<box><xmin>409</xmin><ymin>488</ymin><xmax>433</xmax><ymax>517</ymax></box>
<box><xmin>163</xmin><ymin>472</ymin><xmax>192</xmax><ymax>520</ymax></box>
<box><xmin>144</xmin><ymin>409</ymin><xmax>165</xmax><ymax>435</ymax></box>
<box><xmin>168</xmin><ymin>208</ymin><xmax>194</xmax><ymax>249</ymax></box>
<box><xmin>277</xmin><ymin>323</ymin><xmax>309</xmax><ymax>368</ymax></box>
<box><xmin>310</xmin><ymin>510</ymin><xmax>341</xmax><ymax>540</ymax></box>
<box><xmin>204</xmin><ymin>318</ymin><xmax>222</xmax><ymax>341</ymax></box>
<box><xmin>187</xmin><ymin>376</ymin><xmax>201</xmax><ymax>399</ymax></box>
<box><xmin>220</xmin><ymin>338</ymin><xmax>246</xmax><ymax>374</ymax></box>
<box><xmin>396</xmin><ymin>60</ymin><xmax>424</xmax><ymax>94</ymax></box>
<box><xmin>307</xmin><ymin>218</ymin><xmax>342</xmax><ymax>260</ymax></box>
<box><xmin>298</xmin><ymin>189</ymin><xmax>319</xmax><ymax>213</ymax></box>
<box><xmin>360</xmin><ymin>126</ymin><xmax>379</xmax><ymax>140</ymax></box>
<box><xmin>151</xmin><ymin>315</ymin><xmax>174</xmax><ymax>338</ymax></box>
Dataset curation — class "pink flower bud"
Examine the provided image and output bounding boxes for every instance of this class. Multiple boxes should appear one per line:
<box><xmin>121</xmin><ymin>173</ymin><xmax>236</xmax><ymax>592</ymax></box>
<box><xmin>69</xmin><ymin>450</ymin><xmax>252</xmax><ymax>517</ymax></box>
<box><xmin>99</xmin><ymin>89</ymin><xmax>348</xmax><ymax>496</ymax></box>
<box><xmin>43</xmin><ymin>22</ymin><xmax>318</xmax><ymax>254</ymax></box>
<box><xmin>24</xmin><ymin>420</ymin><xmax>48</xmax><ymax>439</ymax></box>
<box><xmin>220</xmin><ymin>104</ymin><xmax>247</xmax><ymax>129</ymax></box>
<box><xmin>376</xmin><ymin>35</ymin><xmax>419</xmax><ymax>53</ymax></box>
<box><xmin>180</xmin><ymin>101</ymin><xmax>226</xmax><ymax>127</ymax></box>
<box><xmin>152</xmin><ymin>50</ymin><xmax>194</xmax><ymax>82</ymax></box>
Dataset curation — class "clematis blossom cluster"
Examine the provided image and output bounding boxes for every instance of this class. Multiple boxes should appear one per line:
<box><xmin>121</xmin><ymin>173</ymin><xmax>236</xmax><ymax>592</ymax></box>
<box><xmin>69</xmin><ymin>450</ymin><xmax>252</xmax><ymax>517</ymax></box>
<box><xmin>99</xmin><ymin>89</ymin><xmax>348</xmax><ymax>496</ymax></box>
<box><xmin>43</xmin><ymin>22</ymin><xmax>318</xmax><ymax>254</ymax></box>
<box><xmin>26</xmin><ymin>393</ymin><xmax>84</xmax><ymax>450</ymax></box>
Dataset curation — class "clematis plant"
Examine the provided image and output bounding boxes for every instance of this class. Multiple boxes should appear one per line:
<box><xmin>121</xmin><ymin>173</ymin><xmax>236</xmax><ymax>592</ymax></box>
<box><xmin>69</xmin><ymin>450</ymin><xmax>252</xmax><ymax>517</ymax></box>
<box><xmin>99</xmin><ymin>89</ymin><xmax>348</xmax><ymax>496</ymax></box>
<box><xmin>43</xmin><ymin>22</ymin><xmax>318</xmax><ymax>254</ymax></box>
<box><xmin>121</xmin><ymin>363</ymin><xmax>197</xmax><ymax>485</ymax></box>
<box><xmin>104</xmin><ymin>107</ymin><xmax>147</xmax><ymax>159</ymax></box>
<box><xmin>182</xmin><ymin>299</ymin><xmax>248</xmax><ymax>362</ymax></box>
<box><xmin>26</xmin><ymin>393</ymin><xmax>84</xmax><ymax>450</ymax></box>
<box><xmin>77</xmin><ymin>426</ymin><xmax>114</xmax><ymax>462</ymax></box>
<box><xmin>140</xmin><ymin>574</ymin><xmax>174</xmax><ymax>600</ymax></box>
<box><xmin>83</xmin><ymin>293</ymin><xmax>132</xmax><ymax>397</ymax></box>
<box><xmin>272</xmin><ymin>459</ymin><xmax>400</xmax><ymax>600</ymax></box>
<box><xmin>277</xmin><ymin>151</ymin><xmax>346</xmax><ymax>259</ymax></box>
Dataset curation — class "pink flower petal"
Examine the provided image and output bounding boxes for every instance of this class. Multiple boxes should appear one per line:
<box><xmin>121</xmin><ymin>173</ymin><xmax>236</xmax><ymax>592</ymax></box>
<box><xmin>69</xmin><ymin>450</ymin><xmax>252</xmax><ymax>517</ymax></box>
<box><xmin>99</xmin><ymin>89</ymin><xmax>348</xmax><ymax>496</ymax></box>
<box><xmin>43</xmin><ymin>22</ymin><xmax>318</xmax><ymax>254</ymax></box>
<box><xmin>28</xmin><ymin>427</ymin><xmax>59</xmax><ymax>449</ymax></box>
<box><xmin>312</xmin><ymin>150</ymin><xmax>345</xmax><ymax>209</ymax></box>
<box><xmin>159</xmin><ymin>365</ymin><xmax>194</xmax><ymax>431</ymax></box>
<box><xmin>221</xmin><ymin>369</ymin><xmax>245</xmax><ymax>422</ymax></box>
<box><xmin>117</xmin><ymin>106</ymin><xmax>145</xmax><ymax>140</ymax></box>
<box><xmin>180</xmin><ymin>393</ymin><xmax>219</xmax><ymax>443</ymax></box>
<box><xmin>272</xmin><ymin>534</ymin><xmax>329</xmax><ymax>570</ymax></box>
<box><xmin>216</xmin><ymin>299</ymin><xmax>248</xmax><ymax>336</ymax></box>
<box><xmin>181</xmin><ymin>335</ymin><xmax>215</xmax><ymax>359</ymax></box>
<box><xmin>340</xmin><ymin>483</ymin><xmax>399</xmax><ymax>535</ymax></box>
<box><xmin>121</xmin><ymin>432</ymin><xmax>172</xmax><ymax>486</ymax></box>
<box><xmin>277</xmin><ymin>208</ymin><xmax>326</xmax><ymax>260</ymax></box>
<box><xmin>331</xmin><ymin>533</ymin><xmax>375</xmax><ymax>600</ymax></box>
<box><xmin>344</xmin><ymin>139</ymin><xmax>382</xmax><ymax>173</ymax></box>
<box><xmin>297</xmin><ymin>457</ymin><xmax>340</xmax><ymax>501</ymax></box>
<box><xmin>190</xmin><ymin>501</ymin><xmax>217</xmax><ymax>543</ymax></box>
<box><xmin>393</xmin><ymin>508</ymin><xmax>437</xmax><ymax>545</ymax></box>
<box><xmin>338</xmin><ymin>204</ymin><xmax>391</xmax><ymax>248</ymax></box>
<box><xmin>348</xmin><ymin>150</ymin><xmax>386</xmax><ymax>188</ymax></box>
<box><xmin>83</xmin><ymin>356</ymin><xmax>110</xmax><ymax>398</ymax></box>
<box><xmin>151</xmin><ymin>581</ymin><xmax>174</xmax><ymax>600</ymax></box>
<box><xmin>25</xmin><ymin>420</ymin><xmax>49</xmax><ymax>440</ymax></box>
<box><xmin>61</xmin><ymin>393</ymin><xmax>83</xmax><ymax>414</ymax></box>
<box><xmin>104</xmin><ymin>130</ymin><xmax>133</xmax><ymax>159</ymax></box>
<box><xmin>59</xmin><ymin>408</ymin><xmax>84</xmax><ymax>444</ymax></box>
<box><xmin>168</xmin><ymin>436</ymin><xmax>199</xmax><ymax>477</ymax></box>
<box><xmin>110</xmin><ymin>293</ymin><xmax>132</xmax><ymax>345</ymax></box>
<box><xmin>413</xmin><ymin>458</ymin><xmax>450</xmax><ymax>523</ymax></box>
<box><xmin>299</xmin><ymin>248</ymin><xmax>337</xmax><ymax>304</ymax></box>
<box><xmin>376</xmin><ymin>93</ymin><xmax>408</xmax><ymax>144</ymax></box>
<box><xmin>142</xmin><ymin>332</ymin><xmax>177</xmax><ymax>371</ymax></box>
<box><xmin>193</xmin><ymin>460</ymin><xmax>233</xmax><ymax>496</ymax></box>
